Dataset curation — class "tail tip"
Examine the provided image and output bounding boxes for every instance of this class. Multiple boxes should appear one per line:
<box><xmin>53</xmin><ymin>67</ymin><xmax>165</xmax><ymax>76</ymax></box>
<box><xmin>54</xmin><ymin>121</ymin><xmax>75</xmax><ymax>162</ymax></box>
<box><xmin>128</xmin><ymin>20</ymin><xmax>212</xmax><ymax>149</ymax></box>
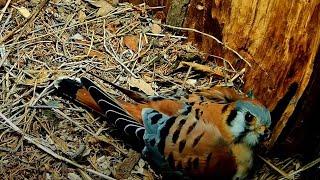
<box><xmin>54</xmin><ymin>76</ymin><xmax>81</xmax><ymax>89</ymax></box>
<box><xmin>54</xmin><ymin>76</ymin><xmax>82</xmax><ymax>98</ymax></box>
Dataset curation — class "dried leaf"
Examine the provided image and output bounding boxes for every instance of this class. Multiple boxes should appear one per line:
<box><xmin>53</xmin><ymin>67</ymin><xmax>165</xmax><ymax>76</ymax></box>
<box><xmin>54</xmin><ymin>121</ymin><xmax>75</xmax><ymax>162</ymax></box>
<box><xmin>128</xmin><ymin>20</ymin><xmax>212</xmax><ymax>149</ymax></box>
<box><xmin>128</xmin><ymin>77</ymin><xmax>155</xmax><ymax>95</ymax></box>
<box><xmin>52</xmin><ymin>171</ymin><xmax>62</xmax><ymax>179</ymax></box>
<box><xmin>123</xmin><ymin>35</ymin><xmax>138</xmax><ymax>52</ymax></box>
<box><xmin>96</xmin><ymin>5</ymin><xmax>114</xmax><ymax>16</ymax></box>
<box><xmin>78</xmin><ymin>10</ymin><xmax>86</xmax><ymax>23</ymax></box>
<box><xmin>142</xmin><ymin>73</ymin><xmax>153</xmax><ymax>83</ymax></box>
<box><xmin>86</xmin><ymin>0</ymin><xmax>104</xmax><ymax>7</ymax></box>
<box><xmin>106</xmin><ymin>23</ymin><xmax>118</xmax><ymax>33</ymax></box>
<box><xmin>115</xmin><ymin>150</ymin><xmax>140</xmax><ymax>179</ymax></box>
<box><xmin>138</xmin><ymin>159</ymin><xmax>145</xmax><ymax>168</ymax></box>
<box><xmin>143</xmin><ymin>169</ymin><xmax>155</xmax><ymax>180</ymax></box>
<box><xmin>24</xmin><ymin>69</ymin><xmax>49</xmax><ymax>85</ymax></box>
<box><xmin>86</xmin><ymin>0</ymin><xmax>114</xmax><ymax>16</ymax></box>
<box><xmin>82</xmin><ymin>146</ymin><xmax>91</xmax><ymax>157</ymax></box>
<box><xmin>295</xmin><ymin>162</ymin><xmax>301</xmax><ymax>170</ymax></box>
<box><xmin>97</xmin><ymin>156</ymin><xmax>113</xmax><ymax>175</ymax></box>
<box><xmin>14</xmin><ymin>6</ymin><xmax>31</xmax><ymax>18</ymax></box>
<box><xmin>151</xmin><ymin>24</ymin><xmax>161</xmax><ymax>34</ymax></box>
<box><xmin>51</xmin><ymin>135</ymin><xmax>69</xmax><ymax>153</ymax></box>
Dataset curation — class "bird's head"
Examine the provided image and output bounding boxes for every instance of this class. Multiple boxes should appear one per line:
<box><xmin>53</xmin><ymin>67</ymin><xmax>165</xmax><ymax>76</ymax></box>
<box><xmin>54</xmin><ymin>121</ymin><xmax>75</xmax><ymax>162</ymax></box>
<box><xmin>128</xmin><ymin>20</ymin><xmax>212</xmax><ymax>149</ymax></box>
<box><xmin>226</xmin><ymin>99</ymin><xmax>271</xmax><ymax>146</ymax></box>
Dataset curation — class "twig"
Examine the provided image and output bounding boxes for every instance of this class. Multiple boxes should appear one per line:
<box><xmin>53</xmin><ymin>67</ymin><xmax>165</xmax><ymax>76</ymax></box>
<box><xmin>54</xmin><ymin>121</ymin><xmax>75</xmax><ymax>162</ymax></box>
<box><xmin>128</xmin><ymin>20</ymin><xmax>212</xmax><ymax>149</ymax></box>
<box><xmin>29</xmin><ymin>82</ymin><xmax>55</xmax><ymax>106</ymax></box>
<box><xmin>182</xmin><ymin>62</ymin><xmax>193</xmax><ymax>87</ymax></box>
<box><xmin>229</xmin><ymin>68</ymin><xmax>246</xmax><ymax>83</ymax></box>
<box><xmin>153</xmin><ymin>21</ymin><xmax>252</xmax><ymax>67</ymax></box>
<box><xmin>258</xmin><ymin>155</ymin><xmax>292</xmax><ymax>179</ymax></box>
<box><xmin>0</xmin><ymin>112</ymin><xmax>115</xmax><ymax>180</ymax></box>
<box><xmin>207</xmin><ymin>54</ymin><xmax>236</xmax><ymax>73</ymax></box>
<box><xmin>289</xmin><ymin>157</ymin><xmax>320</xmax><ymax>177</ymax></box>
<box><xmin>0</xmin><ymin>0</ymin><xmax>11</xmax><ymax>22</ymax></box>
<box><xmin>145</xmin><ymin>32</ymin><xmax>187</xmax><ymax>39</ymax></box>
<box><xmin>0</xmin><ymin>0</ymin><xmax>50</xmax><ymax>44</ymax></box>
<box><xmin>4</xmin><ymin>7</ymin><xmax>132</xmax><ymax>47</ymax></box>
<box><xmin>103</xmin><ymin>20</ymin><xmax>138</xmax><ymax>78</ymax></box>
<box><xmin>0</xmin><ymin>9</ymin><xmax>12</xmax><ymax>36</ymax></box>
<box><xmin>145</xmin><ymin>5</ymin><xmax>166</xmax><ymax>10</ymax></box>
<box><xmin>40</xmin><ymin>94</ymin><xmax>127</xmax><ymax>154</ymax></box>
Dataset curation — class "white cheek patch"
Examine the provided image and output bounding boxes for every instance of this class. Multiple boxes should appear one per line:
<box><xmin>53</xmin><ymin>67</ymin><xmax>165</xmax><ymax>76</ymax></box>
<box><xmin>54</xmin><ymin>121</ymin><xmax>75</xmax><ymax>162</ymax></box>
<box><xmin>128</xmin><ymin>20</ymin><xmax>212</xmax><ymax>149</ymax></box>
<box><xmin>229</xmin><ymin>110</ymin><xmax>261</xmax><ymax>146</ymax></box>
<box><xmin>230</xmin><ymin>111</ymin><xmax>245</xmax><ymax>137</ymax></box>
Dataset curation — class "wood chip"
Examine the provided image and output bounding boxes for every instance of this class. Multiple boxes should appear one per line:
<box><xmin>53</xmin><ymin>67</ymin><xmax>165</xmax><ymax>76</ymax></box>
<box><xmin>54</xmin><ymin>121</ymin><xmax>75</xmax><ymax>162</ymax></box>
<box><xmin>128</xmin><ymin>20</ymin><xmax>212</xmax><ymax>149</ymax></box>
<box><xmin>178</xmin><ymin>61</ymin><xmax>224</xmax><ymax>77</ymax></box>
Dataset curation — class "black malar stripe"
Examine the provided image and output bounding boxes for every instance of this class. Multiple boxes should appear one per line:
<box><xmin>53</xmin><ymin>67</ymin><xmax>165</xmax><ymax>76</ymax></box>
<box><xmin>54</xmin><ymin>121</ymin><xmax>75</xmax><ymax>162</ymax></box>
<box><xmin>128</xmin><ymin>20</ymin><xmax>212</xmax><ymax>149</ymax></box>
<box><xmin>226</xmin><ymin>109</ymin><xmax>238</xmax><ymax>126</ymax></box>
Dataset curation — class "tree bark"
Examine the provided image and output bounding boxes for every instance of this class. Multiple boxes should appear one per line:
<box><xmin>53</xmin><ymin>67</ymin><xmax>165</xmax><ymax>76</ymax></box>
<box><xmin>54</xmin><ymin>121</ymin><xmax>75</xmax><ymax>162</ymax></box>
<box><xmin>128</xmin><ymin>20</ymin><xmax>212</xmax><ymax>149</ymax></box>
<box><xmin>275</xmin><ymin>48</ymin><xmax>320</xmax><ymax>158</ymax></box>
<box><xmin>185</xmin><ymin>0</ymin><xmax>320</xmax><ymax>149</ymax></box>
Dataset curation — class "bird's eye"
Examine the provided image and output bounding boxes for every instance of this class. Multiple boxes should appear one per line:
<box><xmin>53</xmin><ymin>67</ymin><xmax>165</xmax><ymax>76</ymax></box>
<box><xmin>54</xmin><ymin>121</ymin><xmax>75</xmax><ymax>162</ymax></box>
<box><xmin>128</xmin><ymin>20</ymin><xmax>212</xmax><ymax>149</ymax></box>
<box><xmin>245</xmin><ymin>113</ymin><xmax>254</xmax><ymax>122</ymax></box>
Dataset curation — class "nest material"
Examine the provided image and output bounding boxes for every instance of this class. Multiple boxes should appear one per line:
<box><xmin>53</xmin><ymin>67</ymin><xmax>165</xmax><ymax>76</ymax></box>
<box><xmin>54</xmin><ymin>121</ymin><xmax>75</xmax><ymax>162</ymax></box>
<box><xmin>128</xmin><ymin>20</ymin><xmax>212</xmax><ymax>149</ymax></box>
<box><xmin>0</xmin><ymin>0</ymin><xmax>314</xmax><ymax>179</ymax></box>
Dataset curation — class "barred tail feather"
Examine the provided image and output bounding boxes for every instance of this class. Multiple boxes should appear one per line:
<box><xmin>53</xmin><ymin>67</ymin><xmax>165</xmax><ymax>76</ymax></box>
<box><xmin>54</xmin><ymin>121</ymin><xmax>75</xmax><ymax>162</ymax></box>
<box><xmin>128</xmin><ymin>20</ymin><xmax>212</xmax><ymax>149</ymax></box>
<box><xmin>54</xmin><ymin>77</ymin><xmax>145</xmax><ymax>145</ymax></box>
<box><xmin>88</xmin><ymin>72</ymin><xmax>148</xmax><ymax>103</ymax></box>
<box><xmin>80</xmin><ymin>77</ymin><xmax>124</xmax><ymax>111</ymax></box>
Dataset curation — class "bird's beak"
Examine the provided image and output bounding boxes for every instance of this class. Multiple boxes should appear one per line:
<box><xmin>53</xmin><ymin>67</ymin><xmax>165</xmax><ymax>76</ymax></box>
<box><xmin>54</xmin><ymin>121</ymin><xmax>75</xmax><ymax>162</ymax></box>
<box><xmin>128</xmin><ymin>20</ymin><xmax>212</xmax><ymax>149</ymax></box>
<box><xmin>261</xmin><ymin>129</ymin><xmax>271</xmax><ymax>141</ymax></box>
